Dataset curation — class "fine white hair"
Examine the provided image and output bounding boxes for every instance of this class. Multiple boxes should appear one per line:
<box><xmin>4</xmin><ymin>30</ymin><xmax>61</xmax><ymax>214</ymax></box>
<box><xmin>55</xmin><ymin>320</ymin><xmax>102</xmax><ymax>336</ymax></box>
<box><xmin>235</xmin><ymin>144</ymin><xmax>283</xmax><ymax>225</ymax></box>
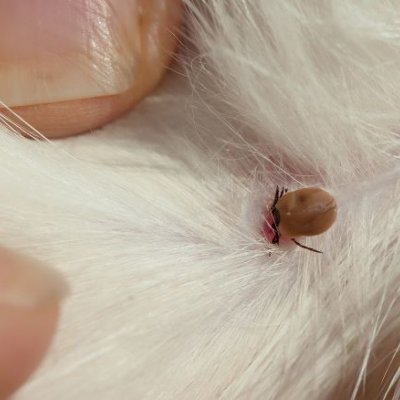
<box><xmin>0</xmin><ymin>1</ymin><xmax>398</xmax><ymax>399</ymax></box>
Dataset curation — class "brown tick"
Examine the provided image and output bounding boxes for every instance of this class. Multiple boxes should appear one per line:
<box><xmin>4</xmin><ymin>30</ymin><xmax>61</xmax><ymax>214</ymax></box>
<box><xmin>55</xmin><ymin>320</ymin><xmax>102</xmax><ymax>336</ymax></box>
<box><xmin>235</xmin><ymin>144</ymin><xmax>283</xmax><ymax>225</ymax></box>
<box><xmin>263</xmin><ymin>186</ymin><xmax>337</xmax><ymax>253</ymax></box>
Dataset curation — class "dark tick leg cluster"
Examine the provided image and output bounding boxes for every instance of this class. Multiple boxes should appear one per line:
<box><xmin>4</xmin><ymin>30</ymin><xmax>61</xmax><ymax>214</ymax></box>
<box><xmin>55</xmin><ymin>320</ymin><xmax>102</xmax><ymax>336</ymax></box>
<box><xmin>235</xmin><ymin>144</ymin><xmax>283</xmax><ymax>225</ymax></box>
<box><xmin>270</xmin><ymin>186</ymin><xmax>287</xmax><ymax>245</ymax></box>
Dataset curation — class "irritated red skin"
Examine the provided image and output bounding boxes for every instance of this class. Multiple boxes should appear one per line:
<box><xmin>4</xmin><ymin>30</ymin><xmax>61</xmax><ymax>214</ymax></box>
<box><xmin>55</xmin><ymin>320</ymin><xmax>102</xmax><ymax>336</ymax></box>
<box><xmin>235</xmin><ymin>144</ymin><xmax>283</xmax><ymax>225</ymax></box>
<box><xmin>261</xmin><ymin>212</ymin><xmax>275</xmax><ymax>243</ymax></box>
<box><xmin>261</xmin><ymin>212</ymin><xmax>292</xmax><ymax>247</ymax></box>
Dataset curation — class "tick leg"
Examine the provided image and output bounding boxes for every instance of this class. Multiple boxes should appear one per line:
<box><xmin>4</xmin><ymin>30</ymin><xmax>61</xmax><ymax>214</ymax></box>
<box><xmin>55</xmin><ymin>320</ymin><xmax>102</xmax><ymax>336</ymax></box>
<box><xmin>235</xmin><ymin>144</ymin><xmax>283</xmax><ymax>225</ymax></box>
<box><xmin>272</xmin><ymin>208</ymin><xmax>280</xmax><ymax>227</ymax></box>
<box><xmin>271</xmin><ymin>186</ymin><xmax>289</xmax><ymax>209</ymax></box>
<box><xmin>292</xmin><ymin>239</ymin><xmax>323</xmax><ymax>254</ymax></box>
<box><xmin>271</xmin><ymin>210</ymin><xmax>280</xmax><ymax>245</ymax></box>
<box><xmin>271</xmin><ymin>185</ymin><xmax>280</xmax><ymax>209</ymax></box>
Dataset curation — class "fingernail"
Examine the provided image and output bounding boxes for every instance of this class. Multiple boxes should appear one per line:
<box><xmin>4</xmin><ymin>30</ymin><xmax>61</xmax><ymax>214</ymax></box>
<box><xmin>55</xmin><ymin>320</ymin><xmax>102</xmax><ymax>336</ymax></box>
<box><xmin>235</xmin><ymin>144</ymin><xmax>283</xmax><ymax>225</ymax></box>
<box><xmin>0</xmin><ymin>0</ymin><xmax>142</xmax><ymax>106</ymax></box>
<box><xmin>0</xmin><ymin>247</ymin><xmax>69</xmax><ymax>309</ymax></box>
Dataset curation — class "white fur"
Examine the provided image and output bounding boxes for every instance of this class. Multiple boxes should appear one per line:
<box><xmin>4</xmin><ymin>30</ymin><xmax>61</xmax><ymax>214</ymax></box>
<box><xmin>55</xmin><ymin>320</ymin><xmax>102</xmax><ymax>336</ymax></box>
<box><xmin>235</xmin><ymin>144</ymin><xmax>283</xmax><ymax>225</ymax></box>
<box><xmin>0</xmin><ymin>1</ymin><xmax>398</xmax><ymax>399</ymax></box>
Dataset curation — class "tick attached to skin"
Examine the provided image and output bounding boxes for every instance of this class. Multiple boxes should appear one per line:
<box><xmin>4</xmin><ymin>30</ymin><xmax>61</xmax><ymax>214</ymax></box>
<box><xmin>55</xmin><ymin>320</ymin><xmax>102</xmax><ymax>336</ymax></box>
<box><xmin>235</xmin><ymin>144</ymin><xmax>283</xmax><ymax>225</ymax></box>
<box><xmin>263</xmin><ymin>186</ymin><xmax>337</xmax><ymax>253</ymax></box>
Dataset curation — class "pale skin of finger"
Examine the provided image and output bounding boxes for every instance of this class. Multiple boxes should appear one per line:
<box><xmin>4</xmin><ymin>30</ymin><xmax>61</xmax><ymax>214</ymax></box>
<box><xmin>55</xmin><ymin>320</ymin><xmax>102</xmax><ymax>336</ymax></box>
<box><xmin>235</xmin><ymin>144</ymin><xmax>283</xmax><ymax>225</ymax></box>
<box><xmin>0</xmin><ymin>0</ymin><xmax>182</xmax><ymax>138</ymax></box>
<box><xmin>0</xmin><ymin>305</ymin><xmax>60</xmax><ymax>399</ymax></box>
<box><xmin>0</xmin><ymin>247</ymin><xmax>67</xmax><ymax>398</ymax></box>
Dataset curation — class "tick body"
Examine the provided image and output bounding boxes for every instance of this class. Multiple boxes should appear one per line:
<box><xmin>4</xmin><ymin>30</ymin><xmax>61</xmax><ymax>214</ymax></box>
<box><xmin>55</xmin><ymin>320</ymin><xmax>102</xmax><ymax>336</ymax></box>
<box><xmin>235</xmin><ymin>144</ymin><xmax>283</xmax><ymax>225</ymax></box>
<box><xmin>264</xmin><ymin>186</ymin><xmax>337</xmax><ymax>253</ymax></box>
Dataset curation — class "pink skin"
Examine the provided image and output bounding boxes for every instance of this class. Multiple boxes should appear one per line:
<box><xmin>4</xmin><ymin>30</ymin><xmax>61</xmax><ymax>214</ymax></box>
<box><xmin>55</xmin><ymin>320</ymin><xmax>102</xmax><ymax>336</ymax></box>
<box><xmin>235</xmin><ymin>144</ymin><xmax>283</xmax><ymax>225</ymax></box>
<box><xmin>261</xmin><ymin>211</ymin><xmax>293</xmax><ymax>247</ymax></box>
<box><xmin>261</xmin><ymin>212</ymin><xmax>276</xmax><ymax>243</ymax></box>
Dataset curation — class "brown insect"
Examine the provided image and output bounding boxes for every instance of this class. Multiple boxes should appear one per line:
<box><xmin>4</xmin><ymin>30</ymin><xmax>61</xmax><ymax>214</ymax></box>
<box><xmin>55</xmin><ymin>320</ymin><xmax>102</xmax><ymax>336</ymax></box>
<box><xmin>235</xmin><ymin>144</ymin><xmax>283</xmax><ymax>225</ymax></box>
<box><xmin>266</xmin><ymin>186</ymin><xmax>337</xmax><ymax>253</ymax></box>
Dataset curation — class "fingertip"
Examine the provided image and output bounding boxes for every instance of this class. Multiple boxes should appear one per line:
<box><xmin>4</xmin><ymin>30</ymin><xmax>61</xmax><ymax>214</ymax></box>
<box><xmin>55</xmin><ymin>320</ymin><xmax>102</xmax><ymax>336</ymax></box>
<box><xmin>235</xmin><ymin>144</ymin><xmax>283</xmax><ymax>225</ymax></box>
<box><xmin>0</xmin><ymin>304</ymin><xmax>60</xmax><ymax>398</ymax></box>
<box><xmin>0</xmin><ymin>246</ymin><xmax>67</xmax><ymax>398</ymax></box>
<box><xmin>0</xmin><ymin>0</ymin><xmax>183</xmax><ymax>138</ymax></box>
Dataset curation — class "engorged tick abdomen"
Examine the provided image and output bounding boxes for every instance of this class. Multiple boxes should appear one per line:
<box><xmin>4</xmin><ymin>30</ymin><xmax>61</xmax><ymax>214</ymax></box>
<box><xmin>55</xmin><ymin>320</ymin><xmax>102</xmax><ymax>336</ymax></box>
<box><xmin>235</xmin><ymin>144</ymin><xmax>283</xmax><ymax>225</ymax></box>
<box><xmin>275</xmin><ymin>187</ymin><xmax>337</xmax><ymax>238</ymax></box>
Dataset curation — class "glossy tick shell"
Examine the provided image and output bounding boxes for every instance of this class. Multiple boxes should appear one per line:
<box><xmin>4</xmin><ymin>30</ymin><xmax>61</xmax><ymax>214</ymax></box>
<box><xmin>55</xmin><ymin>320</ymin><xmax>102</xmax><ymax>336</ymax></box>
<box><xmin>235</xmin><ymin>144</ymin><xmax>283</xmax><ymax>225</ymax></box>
<box><xmin>275</xmin><ymin>187</ymin><xmax>337</xmax><ymax>238</ymax></box>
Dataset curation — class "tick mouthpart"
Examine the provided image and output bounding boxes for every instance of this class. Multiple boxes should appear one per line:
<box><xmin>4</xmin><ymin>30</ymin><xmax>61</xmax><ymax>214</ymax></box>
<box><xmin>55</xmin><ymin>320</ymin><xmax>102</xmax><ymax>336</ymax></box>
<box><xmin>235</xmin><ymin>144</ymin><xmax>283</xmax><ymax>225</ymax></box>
<box><xmin>261</xmin><ymin>210</ymin><xmax>292</xmax><ymax>247</ymax></box>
